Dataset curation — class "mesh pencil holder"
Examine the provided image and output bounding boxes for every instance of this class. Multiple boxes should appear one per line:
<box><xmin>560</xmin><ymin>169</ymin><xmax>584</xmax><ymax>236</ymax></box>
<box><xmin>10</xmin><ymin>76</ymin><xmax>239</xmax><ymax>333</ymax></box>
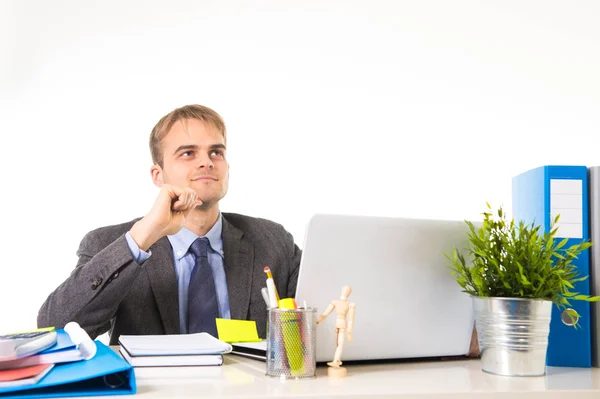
<box><xmin>266</xmin><ymin>307</ymin><xmax>317</xmax><ymax>379</ymax></box>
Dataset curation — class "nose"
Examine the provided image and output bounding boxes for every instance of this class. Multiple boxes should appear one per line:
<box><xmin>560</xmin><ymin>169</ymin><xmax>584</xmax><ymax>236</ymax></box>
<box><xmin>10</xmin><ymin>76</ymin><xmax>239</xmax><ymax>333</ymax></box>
<box><xmin>196</xmin><ymin>153</ymin><xmax>214</xmax><ymax>169</ymax></box>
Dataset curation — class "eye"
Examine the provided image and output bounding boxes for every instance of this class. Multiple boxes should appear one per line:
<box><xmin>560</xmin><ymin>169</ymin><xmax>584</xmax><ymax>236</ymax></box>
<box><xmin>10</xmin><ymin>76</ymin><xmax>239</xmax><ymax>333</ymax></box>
<box><xmin>210</xmin><ymin>150</ymin><xmax>224</xmax><ymax>157</ymax></box>
<box><xmin>181</xmin><ymin>150</ymin><xmax>194</xmax><ymax>157</ymax></box>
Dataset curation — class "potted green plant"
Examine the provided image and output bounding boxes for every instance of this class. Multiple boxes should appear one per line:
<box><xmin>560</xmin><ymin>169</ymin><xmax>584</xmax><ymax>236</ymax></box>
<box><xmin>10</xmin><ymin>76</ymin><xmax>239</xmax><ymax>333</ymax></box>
<box><xmin>446</xmin><ymin>203</ymin><xmax>598</xmax><ymax>376</ymax></box>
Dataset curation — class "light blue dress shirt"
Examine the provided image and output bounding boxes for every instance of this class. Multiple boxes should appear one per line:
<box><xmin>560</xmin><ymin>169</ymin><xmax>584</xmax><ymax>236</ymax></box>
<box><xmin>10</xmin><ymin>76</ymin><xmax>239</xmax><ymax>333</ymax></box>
<box><xmin>125</xmin><ymin>214</ymin><xmax>231</xmax><ymax>334</ymax></box>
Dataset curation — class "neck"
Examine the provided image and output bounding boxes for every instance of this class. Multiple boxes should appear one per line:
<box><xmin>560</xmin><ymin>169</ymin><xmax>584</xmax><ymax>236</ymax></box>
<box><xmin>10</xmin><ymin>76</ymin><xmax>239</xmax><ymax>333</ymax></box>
<box><xmin>184</xmin><ymin>203</ymin><xmax>221</xmax><ymax>236</ymax></box>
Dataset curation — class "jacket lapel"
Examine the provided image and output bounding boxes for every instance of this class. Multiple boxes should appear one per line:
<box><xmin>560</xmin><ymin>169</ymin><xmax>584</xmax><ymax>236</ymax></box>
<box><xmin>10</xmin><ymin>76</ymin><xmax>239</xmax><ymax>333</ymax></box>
<box><xmin>222</xmin><ymin>216</ymin><xmax>254</xmax><ymax>320</ymax></box>
<box><xmin>145</xmin><ymin>237</ymin><xmax>180</xmax><ymax>334</ymax></box>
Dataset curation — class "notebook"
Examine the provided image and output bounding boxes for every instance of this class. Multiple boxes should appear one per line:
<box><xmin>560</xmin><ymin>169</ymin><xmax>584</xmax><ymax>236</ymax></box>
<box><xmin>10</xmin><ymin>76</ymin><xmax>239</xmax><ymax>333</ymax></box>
<box><xmin>119</xmin><ymin>349</ymin><xmax>223</xmax><ymax>367</ymax></box>
<box><xmin>231</xmin><ymin>341</ymin><xmax>267</xmax><ymax>361</ymax></box>
<box><xmin>118</xmin><ymin>333</ymin><xmax>232</xmax><ymax>367</ymax></box>
<box><xmin>0</xmin><ymin>332</ymin><xmax>57</xmax><ymax>361</ymax></box>
<box><xmin>0</xmin><ymin>364</ymin><xmax>54</xmax><ymax>388</ymax></box>
<box><xmin>0</xmin><ymin>330</ymin><xmax>88</xmax><ymax>371</ymax></box>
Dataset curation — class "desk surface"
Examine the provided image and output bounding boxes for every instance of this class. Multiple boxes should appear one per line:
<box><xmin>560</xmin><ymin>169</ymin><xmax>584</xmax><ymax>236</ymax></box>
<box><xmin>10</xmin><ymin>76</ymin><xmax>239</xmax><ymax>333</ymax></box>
<box><xmin>87</xmin><ymin>350</ymin><xmax>600</xmax><ymax>398</ymax></box>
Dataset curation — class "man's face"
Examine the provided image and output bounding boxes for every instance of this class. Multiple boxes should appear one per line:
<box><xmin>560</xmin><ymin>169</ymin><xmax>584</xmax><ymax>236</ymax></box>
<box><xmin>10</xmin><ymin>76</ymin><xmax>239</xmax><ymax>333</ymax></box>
<box><xmin>151</xmin><ymin>118</ymin><xmax>229</xmax><ymax>207</ymax></box>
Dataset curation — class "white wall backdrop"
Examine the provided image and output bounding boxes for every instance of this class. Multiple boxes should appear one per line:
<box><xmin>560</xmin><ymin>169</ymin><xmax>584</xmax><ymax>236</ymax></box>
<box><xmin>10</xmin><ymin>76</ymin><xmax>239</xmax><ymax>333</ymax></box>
<box><xmin>1</xmin><ymin>0</ymin><xmax>599</xmax><ymax>332</ymax></box>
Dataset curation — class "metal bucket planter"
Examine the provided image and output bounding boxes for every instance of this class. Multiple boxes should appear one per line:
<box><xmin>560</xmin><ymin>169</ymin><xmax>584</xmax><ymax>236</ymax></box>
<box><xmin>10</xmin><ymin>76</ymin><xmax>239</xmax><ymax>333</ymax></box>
<box><xmin>472</xmin><ymin>296</ymin><xmax>553</xmax><ymax>376</ymax></box>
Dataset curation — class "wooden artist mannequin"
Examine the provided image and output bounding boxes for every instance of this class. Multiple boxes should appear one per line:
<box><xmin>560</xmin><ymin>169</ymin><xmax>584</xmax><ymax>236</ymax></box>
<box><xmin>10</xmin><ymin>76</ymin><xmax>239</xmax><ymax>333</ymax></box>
<box><xmin>316</xmin><ymin>285</ymin><xmax>356</xmax><ymax>378</ymax></box>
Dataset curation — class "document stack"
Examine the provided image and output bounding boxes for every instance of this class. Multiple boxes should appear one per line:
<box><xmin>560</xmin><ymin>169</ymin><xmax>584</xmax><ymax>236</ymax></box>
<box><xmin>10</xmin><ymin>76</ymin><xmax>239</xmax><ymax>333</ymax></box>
<box><xmin>0</xmin><ymin>322</ymin><xmax>135</xmax><ymax>398</ymax></box>
<box><xmin>118</xmin><ymin>332</ymin><xmax>232</xmax><ymax>367</ymax></box>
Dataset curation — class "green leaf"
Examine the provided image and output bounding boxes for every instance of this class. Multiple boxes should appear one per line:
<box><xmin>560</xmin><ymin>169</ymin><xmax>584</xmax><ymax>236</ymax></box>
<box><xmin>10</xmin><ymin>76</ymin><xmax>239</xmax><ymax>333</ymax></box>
<box><xmin>574</xmin><ymin>295</ymin><xmax>600</xmax><ymax>302</ymax></box>
<box><xmin>554</xmin><ymin>238</ymin><xmax>568</xmax><ymax>251</ymax></box>
<box><xmin>563</xmin><ymin>280</ymin><xmax>575</xmax><ymax>289</ymax></box>
<box><xmin>446</xmin><ymin>202</ymin><xmax>596</xmax><ymax>329</ymax></box>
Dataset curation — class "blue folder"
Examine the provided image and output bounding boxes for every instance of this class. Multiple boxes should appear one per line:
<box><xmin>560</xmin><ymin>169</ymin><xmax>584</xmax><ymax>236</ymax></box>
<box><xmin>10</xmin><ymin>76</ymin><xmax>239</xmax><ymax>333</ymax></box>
<box><xmin>47</xmin><ymin>329</ymin><xmax>76</xmax><ymax>353</ymax></box>
<box><xmin>0</xmin><ymin>341</ymin><xmax>136</xmax><ymax>398</ymax></box>
<box><xmin>512</xmin><ymin>165</ymin><xmax>592</xmax><ymax>367</ymax></box>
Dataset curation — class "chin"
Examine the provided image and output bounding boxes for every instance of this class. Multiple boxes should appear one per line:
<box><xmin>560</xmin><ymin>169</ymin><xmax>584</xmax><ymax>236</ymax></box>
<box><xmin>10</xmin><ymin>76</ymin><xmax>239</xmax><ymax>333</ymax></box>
<box><xmin>196</xmin><ymin>195</ymin><xmax>223</xmax><ymax>207</ymax></box>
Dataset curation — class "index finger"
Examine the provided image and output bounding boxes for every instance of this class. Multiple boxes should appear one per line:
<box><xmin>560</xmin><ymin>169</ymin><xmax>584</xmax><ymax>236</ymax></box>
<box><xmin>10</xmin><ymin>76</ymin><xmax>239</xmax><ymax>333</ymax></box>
<box><xmin>164</xmin><ymin>184</ymin><xmax>184</xmax><ymax>199</ymax></box>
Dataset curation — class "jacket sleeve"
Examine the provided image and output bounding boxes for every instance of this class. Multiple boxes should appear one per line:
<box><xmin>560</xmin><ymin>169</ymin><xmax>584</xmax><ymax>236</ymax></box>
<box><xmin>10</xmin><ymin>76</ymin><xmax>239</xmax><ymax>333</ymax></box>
<box><xmin>286</xmin><ymin>233</ymin><xmax>302</xmax><ymax>298</ymax></box>
<box><xmin>37</xmin><ymin>230</ymin><xmax>145</xmax><ymax>339</ymax></box>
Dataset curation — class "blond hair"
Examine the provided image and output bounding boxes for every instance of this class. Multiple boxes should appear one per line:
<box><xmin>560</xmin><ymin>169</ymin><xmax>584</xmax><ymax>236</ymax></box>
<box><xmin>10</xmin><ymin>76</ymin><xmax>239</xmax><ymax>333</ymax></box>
<box><xmin>149</xmin><ymin>104</ymin><xmax>227</xmax><ymax>167</ymax></box>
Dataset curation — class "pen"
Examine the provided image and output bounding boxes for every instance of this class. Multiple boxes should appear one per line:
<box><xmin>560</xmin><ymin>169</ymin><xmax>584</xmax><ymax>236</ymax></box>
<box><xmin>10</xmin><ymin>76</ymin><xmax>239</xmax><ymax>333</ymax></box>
<box><xmin>266</xmin><ymin>278</ymin><xmax>279</xmax><ymax>309</ymax></box>
<box><xmin>264</xmin><ymin>267</ymin><xmax>280</xmax><ymax>302</ymax></box>
<box><xmin>261</xmin><ymin>287</ymin><xmax>271</xmax><ymax>308</ymax></box>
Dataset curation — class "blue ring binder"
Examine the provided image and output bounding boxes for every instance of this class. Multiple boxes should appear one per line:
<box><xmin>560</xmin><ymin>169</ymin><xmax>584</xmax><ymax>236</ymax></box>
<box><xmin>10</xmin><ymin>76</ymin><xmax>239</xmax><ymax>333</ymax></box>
<box><xmin>512</xmin><ymin>165</ymin><xmax>592</xmax><ymax>368</ymax></box>
<box><xmin>0</xmin><ymin>341</ymin><xmax>136</xmax><ymax>398</ymax></box>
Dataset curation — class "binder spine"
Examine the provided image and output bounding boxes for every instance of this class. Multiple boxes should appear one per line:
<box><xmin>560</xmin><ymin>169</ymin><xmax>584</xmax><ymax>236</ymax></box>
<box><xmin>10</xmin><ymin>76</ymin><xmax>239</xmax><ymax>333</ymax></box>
<box><xmin>589</xmin><ymin>166</ymin><xmax>600</xmax><ymax>367</ymax></box>
<box><xmin>512</xmin><ymin>165</ymin><xmax>592</xmax><ymax>368</ymax></box>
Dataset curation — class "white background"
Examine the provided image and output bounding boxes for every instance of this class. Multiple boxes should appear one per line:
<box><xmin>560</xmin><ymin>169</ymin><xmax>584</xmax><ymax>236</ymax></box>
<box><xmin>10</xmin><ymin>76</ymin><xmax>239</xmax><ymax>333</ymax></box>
<box><xmin>1</xmin><ymin>0</ymin><xmax>599</xmax><ymax>332</ymax></box>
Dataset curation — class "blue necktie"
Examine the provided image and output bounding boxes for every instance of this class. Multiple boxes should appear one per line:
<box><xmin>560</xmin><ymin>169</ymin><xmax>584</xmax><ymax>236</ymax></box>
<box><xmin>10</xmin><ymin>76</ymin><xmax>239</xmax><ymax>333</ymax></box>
<box><xmin>187</xmin><ymin>237</ymin><xmax>219</xmax><ymax>337</ymax></box>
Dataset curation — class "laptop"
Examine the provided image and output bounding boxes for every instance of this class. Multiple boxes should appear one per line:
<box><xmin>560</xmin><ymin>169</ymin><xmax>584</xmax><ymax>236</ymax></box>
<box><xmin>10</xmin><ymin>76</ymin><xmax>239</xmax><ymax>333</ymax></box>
<box><xmin>294</xmin><ymin>213</ymin><xmax>477</xmax><ymax>363</ymax></box>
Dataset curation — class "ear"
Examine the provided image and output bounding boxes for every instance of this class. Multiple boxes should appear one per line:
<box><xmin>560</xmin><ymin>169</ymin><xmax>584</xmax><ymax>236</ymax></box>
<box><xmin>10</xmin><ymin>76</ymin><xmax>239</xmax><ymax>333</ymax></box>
<box><xmin>151</xmin><ymin>164</ymin><xmax>164</xmax><ymax>187</ymax></box>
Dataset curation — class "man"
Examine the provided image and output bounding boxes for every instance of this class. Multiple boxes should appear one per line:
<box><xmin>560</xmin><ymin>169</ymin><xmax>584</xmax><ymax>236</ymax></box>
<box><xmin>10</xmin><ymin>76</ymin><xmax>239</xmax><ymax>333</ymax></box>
<box><xmin>37</xmin><ymin>104</ymin><xmax>301</xmax><ymax>344</ymax></box>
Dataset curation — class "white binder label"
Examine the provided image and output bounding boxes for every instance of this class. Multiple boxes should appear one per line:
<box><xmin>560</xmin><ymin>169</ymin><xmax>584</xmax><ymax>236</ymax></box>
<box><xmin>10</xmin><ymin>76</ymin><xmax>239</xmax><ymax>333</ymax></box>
<box><xmin>550</xmin><ymin>179</ymin><xmax>582</xmax><ymax>239</ymax></box>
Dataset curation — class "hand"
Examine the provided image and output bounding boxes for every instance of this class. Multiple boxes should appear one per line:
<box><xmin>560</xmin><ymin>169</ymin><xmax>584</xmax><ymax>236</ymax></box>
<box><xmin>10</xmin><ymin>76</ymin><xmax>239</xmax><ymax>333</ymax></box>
<box><xmin>130</xmin><ymin>184</ymin><xmax>201</xmax><ymax>251</ymax></box>
<box><xmin>348</xmin><ymin>332</ymin><xmax>353</xmax><ymax>341</ymax></box>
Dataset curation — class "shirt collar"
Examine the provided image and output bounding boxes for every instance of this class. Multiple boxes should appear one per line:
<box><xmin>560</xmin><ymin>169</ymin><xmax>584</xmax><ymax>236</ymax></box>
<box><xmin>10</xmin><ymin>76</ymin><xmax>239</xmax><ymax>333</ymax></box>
<box><xmin>167</xmin><ymin>213</ymin><xmax>224</xmax><ymax>260</ymax></box>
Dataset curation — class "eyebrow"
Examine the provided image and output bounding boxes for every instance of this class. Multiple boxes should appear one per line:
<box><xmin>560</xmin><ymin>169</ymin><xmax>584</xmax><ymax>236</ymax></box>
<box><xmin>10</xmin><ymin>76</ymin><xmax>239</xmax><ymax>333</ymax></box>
<box><xmin>172</xmin><ymin>143</ymin><xmax>226</xmax><ymax>155</ymax></box>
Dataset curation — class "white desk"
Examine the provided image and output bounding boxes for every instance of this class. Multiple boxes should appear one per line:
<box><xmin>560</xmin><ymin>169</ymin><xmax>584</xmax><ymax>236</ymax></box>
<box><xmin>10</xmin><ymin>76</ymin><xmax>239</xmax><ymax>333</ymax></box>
<box><xmin>94</xmin><ymin>351</ymin><xmax>600</xmax><ymax>398</ymax></box>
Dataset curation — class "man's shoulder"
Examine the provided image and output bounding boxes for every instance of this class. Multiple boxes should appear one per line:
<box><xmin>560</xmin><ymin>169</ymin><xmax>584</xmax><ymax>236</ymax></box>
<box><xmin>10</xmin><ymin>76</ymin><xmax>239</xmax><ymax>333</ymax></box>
<box><xmin>222</xmin><ymin>212</ymin><xmax>289</xmax><ymax>236</ymax></box>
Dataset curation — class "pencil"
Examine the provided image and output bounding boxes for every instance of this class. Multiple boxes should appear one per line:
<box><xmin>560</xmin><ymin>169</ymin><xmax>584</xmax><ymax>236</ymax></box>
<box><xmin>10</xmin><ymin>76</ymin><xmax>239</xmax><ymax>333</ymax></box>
<box><xmin>264</xmin><ymin>266</ymin><xmax>280</xmax><ymax>302</ymax></box>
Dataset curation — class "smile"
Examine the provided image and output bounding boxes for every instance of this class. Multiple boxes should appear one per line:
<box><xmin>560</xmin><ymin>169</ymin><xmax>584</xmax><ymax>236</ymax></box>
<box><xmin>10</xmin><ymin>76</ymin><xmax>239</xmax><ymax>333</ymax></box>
<box><xmin>191</xmin><ymin>176</ymin><xmax>218</xmax><ymax>181</ymax></box>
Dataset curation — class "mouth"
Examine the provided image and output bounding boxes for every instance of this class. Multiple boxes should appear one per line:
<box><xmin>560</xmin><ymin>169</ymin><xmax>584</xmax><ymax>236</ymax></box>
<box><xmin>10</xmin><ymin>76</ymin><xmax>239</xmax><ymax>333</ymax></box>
<box><xmin>190</xmin><ymin>175</ymin><xmax>218</xmax><ymax>182</ymax></box>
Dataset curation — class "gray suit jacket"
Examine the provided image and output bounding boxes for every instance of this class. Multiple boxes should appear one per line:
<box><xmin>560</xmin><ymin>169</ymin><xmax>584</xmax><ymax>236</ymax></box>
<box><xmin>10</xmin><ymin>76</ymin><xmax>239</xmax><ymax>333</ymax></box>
<box><xmin>37</xmin><ymin>213</ymin><xmax>302</xmax><ymax>344</ymax></box>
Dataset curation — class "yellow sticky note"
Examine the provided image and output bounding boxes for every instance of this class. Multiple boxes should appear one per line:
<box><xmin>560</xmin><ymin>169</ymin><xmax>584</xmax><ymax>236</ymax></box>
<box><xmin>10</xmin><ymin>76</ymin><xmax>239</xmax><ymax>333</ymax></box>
<box><xmin>216</xmin><ymin>318</ymin><xmax>262</xmax><ymax>343</ymax></box>
<box><xmin>6</xmin><ymin>326</ymin><xmax>55</xmax><ymax>335</ymax></box>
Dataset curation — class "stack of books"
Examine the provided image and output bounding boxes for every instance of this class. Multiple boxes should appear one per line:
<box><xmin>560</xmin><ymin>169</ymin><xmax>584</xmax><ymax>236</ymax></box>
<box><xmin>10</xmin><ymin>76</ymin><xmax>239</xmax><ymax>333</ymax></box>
<box><xmin>0</xmin><ymin>324</ymin><xmax>136</xmax><ymax>398</ymax></box>
<box><xmin>118</xmin><ymin>332</ymin><xmax>232</xmax><ymax>367</ymax></box>
<box><xmin>0</xmin><ymin>328</ymin><xmax>84</xmax><ymax>388</ymax></box>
